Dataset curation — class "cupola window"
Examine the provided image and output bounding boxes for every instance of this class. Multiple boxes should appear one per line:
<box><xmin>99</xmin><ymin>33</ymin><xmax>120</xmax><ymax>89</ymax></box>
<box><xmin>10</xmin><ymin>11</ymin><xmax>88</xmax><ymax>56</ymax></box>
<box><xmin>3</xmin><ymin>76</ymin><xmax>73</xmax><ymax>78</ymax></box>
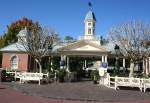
<box><xmin>88</xmin><ymin>28</ymin><xmax>91</xmax><ymax>34</ymax></box>
<box><xmin>88</xmin><ymin>23</ymin><xmax>91</xmax><ymax>26</ymax></box>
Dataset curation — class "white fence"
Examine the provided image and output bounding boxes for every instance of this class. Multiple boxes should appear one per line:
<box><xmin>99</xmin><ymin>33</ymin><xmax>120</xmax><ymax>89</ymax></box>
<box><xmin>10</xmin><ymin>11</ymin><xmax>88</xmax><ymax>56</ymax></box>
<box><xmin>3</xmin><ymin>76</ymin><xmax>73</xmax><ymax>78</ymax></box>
<box><xmin>101</xmin><ymin>73</ymin><xmax>150</xmax><ymax>92</ymax></box>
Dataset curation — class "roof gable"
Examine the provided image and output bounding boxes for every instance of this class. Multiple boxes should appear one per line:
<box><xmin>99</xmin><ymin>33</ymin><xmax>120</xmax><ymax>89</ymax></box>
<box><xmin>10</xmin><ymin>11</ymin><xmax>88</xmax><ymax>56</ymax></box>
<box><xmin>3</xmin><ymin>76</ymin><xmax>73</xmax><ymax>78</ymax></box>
<box><xmin>59</xmin><ymin>40</ymin><xmax>110</xmax><ymax>52</ymax></box>
<box><xmin>74</xmin><ymin>44</ymin><xmax>103</xmax><ymax>51</ymax></box>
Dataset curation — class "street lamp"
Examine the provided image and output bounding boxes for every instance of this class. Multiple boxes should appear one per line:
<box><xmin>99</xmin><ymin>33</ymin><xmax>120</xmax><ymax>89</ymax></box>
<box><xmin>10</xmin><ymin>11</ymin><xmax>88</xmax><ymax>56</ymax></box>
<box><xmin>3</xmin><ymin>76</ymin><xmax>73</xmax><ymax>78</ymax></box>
<box><xmin>48</xmin><ymin>45</ymin><xmax>52</xmax><ymax>72</ymax></box>
<box><xmin>114</xmin><ymin>44</ymin><xmax>120</xmax><ymax>75</ymax></box>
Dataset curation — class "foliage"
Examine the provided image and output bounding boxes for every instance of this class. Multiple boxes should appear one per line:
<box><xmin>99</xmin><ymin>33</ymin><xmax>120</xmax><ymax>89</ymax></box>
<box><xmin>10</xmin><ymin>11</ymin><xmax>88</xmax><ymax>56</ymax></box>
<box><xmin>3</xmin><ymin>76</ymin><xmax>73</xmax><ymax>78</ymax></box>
<box><xmin>1</xmin><ymin>17</ymin><xmax>40</xmax><ymax>47</ymax></box>
<box><xmin>64</xmin><ymin>35</ymin><xmax>76</xmax><ymax>43</ymax></box>
<box><xmin>19</xmin><ymin>26</ymin><xmax>59</xmax><ymax>73</ymax></box>
<box><xmin>100</xmin><ymin>36</ymin><xmax>109</xmax><ymax>45</ymax></box>
<box><xmin>51</xmin><ymin>57</ymin><xmax>60</xmax><ymax>71</ymax></box>
<box><xmin>90</xmin><ymin>70</ymin><xmax>100</xmax><ymax>81</ymax></box>
<box><xmin>0</xmin><ymin>53</ymin><xmax>2</xmax><ymax>67</ymax></box>
<box><xmin>58</xmin><ymin>69</ymin><xmax>66</xmax><ymax>82</ymax></box>
<box><xmin>0</xmin><ymin>35</ymin><xmax>5</xmax><ymax>48</ymax></box>
<box><xmin>64</xmin><ymin>35</ymin><xmax>74</xmax><ymax>41</ymax></box>
<box><xmin>0</xmin><ymin>17</ymin><xmax>39</xmax><ymax>67</ymax></box>
<box><xmin>137</xmin><ymin>73</ymin><xmax>150</xmax><ymax>78</ymax></box>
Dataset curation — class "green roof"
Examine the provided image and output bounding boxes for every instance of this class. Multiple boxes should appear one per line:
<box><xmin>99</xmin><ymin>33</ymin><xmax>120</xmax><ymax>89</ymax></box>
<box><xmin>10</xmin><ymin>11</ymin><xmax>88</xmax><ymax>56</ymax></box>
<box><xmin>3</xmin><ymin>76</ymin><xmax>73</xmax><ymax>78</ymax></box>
<box><xmin>85</xmin><ymin>11</ymin><xmax>96</xmax><ymax>21</ymax></box>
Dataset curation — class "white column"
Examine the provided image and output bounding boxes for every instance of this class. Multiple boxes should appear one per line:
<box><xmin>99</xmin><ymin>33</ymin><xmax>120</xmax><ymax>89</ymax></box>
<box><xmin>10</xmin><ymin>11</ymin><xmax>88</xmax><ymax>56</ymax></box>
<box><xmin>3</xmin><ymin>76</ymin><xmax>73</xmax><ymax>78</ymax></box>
<box><xmin>146</xmin><ymin>59</ymin><xmax>148</xmax><ymax>75</ymax></box>
<box><xmin>105</xmin><ymin>56</ymin><xmax>107</xmax><ymax>63</ymax></box>
<box><xmin>60</xmin><ymin>55</ymin><xmax>66</xmax><ymax>69</ymax></box>
<box><xmin>66</xmin><ymin>57</ymin><xmax>70</xmax><ymax>72</ymax></box>
<box><xmin>61</xmin><ymin>55</ymin><xmax>64</xmax><ymax>61</ymax></box>
<box><xmin>85</xmin><ymin>60</ymin><xmax>87</xmax><ymax>68</ymax></box>
<box><xmin>123</xmin><ymin>58</ymin><xmax>125</xmax><ymax>68</ymax></box>
<box><xmin>50</xmin><ymin>61</ymin><xmax>53</xmax><ymax>71</ymax></box>
<box><xmin>102</xmin><ymin>56</ymin><xmax>104</xmax><ymax>63</ymax></box>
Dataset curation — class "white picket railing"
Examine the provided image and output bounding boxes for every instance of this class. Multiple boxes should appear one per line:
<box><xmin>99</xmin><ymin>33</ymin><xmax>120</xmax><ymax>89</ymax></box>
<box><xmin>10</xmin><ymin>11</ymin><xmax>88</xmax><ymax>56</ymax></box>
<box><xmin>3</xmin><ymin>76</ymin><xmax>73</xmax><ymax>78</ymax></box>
<box><xmin>101</xmin><ymin>73</ymin><xmax>150</xmax><ymax>92</ymax></box>
<box><xmin>141</xmin><ymin>78</ymin><xmax>150</xmax><ymax>92</ymax></box>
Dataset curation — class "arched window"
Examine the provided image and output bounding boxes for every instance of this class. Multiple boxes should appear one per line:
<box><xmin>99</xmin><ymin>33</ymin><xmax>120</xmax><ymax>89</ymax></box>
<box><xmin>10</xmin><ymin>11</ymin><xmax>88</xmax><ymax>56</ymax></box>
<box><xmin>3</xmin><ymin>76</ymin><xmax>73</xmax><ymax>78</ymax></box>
<box><xmin>88</xmin><ymin>23</ymin><xmax>91</xmax><ymax>26</ymax></box>
<box><xmin>11</xmin><ymin>56</ymin><xmax>19</xmax><ymax>69</ymax></box>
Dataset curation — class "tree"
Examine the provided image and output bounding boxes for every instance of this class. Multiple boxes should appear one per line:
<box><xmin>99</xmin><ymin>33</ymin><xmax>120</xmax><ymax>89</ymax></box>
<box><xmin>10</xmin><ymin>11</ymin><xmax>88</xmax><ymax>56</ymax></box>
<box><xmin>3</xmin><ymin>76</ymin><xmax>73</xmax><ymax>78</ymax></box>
<box><xmin>0</xmin><ymin>17</ymin><xmax>40</xmax><ymax>68</ymax></box>
<box><xmin>109</xmin><ymin>21</ymin><xmax>150</xmax><ymax>77</ymax></box>
<box><xmin>18</xmin><ymin>25</ymin><xmax>59</xmax><ymax>74</ymax></box>
<box><xmin>0</xmin><ymin>35</ymin><xmax>5</xmax><ymax>48</ymax></box>
<box><xmin>64</xmin><ymin>35</ymin><xmax>76</xmax><ymax>42</ymax></box>
<box><xmin>3</xmin><ymin>17</ymin><xmax>39</xmax><ymax>46</ymax></box>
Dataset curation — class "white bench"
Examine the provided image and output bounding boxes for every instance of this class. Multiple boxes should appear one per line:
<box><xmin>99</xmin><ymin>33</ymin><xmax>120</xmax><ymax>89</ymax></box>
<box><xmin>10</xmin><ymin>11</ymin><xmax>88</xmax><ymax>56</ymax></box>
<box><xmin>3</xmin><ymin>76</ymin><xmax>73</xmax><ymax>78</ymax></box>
<box><xmin>142</xmin><ymin>78</ymin><xmax>150</xmax><ymax>92</ymax></box>
<box><xmin>115</xmin><ymin>77</ymin><xmax>143</xmax><ymax>92</ymax></box>
<box><xmin>6</xmin><ymin>71</ymin><xmax>23</xmax><ymax>79</ymax></box>
<box><xmin>20</xmin><ymin>72</ymin><xmax>47</xmax><ymax>85</ymax></box>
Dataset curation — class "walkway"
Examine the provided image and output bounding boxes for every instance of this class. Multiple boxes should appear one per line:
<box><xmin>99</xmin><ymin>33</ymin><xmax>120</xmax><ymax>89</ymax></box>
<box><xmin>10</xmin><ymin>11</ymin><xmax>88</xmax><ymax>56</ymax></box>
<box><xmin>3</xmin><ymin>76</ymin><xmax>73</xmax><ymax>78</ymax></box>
<box><xmin>0</xmin><ymin>82</ymin><xmax>150</xmax><ymax>103</ymax></box>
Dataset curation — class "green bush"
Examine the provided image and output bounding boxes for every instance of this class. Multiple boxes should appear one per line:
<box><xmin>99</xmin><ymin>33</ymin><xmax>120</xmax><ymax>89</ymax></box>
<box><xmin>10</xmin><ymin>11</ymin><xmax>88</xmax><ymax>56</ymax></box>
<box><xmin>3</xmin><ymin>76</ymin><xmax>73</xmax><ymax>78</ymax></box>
<box><xmin>140</xmin><ymin>73</ymin><xmax>150</xmax><ymax>79</ymax></box>
<box><xmin>58</xmin><ymin>69</ymin><xmax>66</xmax><ymax>82</ymax></box>
<box><xmin>90</xmin><ymin>70</ymin><xmax>100</xmax><ymax>82</ymax></box>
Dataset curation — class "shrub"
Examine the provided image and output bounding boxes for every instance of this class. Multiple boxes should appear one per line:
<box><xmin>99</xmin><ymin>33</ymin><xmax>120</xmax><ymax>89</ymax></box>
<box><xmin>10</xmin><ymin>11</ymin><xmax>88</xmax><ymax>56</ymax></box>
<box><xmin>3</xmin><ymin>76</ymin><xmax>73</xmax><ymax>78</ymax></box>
<box><xmin>90</xmin><ymin>70</ymin><xmax>100</xmax><ymax>83</ymax></box>
<box><xmin>58</xmin><ymin>69</ymin><xmax>66</xmax><ymax>82</ymax></box>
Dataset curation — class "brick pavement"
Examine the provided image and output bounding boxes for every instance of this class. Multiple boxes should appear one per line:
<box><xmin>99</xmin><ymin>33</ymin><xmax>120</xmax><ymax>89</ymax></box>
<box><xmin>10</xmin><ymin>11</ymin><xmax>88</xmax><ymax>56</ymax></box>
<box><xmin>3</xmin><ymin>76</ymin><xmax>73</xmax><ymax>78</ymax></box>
<box><xmin>0</xmin><ymin>83</ymin><xmax>150</xmax><ymax>103</ymax></box>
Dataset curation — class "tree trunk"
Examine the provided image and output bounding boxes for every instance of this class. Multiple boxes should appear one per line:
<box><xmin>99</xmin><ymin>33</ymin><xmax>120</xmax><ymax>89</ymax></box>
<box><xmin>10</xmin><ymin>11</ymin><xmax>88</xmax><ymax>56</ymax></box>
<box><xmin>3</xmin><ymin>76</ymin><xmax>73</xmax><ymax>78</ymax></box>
<box><xmin>129</xmin><ymin>62</ymin><xmax>135</xmax><ymax>77</ymax></box>
<box><xmin>35</xmin><ymin>59</ymin><xmax>42</xmax><ymax>73</ymax></box>
<box><xmin>143</xmin><ymin>59</ymin><xmax>146</xmax><ymax>75</ymax></box>
<box><xmin>39</xmin><ymin>63</ymin><xmax>42</xmax><ymax>73</ymax></box>
<box><xmin>145</xmin><ymin>59</ymin><xmax>149</xmax><ymax>76</ymax></box>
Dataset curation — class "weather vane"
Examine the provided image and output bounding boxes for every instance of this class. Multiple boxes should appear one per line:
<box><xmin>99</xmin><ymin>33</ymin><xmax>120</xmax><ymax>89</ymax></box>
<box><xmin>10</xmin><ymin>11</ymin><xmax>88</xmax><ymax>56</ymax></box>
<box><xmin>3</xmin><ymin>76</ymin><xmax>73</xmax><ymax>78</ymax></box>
<box><xmin>88</xmin><ymin>1</ymin><xmax>92</xmax><ymax>10</ymax></box>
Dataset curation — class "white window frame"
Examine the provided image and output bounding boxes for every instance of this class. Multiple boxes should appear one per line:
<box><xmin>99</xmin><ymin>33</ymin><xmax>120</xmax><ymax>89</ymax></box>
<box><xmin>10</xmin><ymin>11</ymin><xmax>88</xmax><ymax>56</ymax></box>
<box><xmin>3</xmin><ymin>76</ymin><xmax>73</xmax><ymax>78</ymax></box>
<box><xmin>10</xmin><ymin>55</ymin><xmax>19</xmax><ymax>70</ymax></box>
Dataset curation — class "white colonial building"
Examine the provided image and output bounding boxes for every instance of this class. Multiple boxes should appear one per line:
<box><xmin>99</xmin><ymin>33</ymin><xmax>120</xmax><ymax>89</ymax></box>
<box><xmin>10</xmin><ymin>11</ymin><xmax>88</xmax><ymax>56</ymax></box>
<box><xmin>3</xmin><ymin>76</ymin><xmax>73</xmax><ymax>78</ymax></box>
<box><xmin>0</xmin><ymin>9</ymin><xmax>150</xmax><ymax>77</ymax></box>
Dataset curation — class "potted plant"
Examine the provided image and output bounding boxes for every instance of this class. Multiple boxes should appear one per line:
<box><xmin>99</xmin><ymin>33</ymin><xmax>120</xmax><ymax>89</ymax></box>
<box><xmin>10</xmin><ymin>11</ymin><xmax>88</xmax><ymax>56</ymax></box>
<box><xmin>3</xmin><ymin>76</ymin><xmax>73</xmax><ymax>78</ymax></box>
<box><xmin>91</xmin><ymin>70</ymin><xmax>100</xmax><ymax>84</ymax></box>
<box><xmin>58</xmin><ymin>69</ymin><xmax>66</xmax><ymax>82</ymax></box>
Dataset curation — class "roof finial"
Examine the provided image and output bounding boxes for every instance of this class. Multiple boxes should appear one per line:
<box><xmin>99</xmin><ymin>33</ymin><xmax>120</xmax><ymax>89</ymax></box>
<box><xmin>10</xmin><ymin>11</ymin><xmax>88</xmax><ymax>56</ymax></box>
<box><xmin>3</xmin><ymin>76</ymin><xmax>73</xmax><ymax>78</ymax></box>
<box><xmin>88</xmin><ymin>1</ymin><xmax>92</xmax><ymax>10</ymax></box>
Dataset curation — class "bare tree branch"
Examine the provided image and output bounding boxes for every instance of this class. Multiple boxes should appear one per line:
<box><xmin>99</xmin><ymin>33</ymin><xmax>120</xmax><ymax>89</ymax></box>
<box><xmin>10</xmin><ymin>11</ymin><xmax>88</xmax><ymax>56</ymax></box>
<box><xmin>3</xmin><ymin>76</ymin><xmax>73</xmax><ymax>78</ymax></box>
<box><xmin>109</xmin><ymin>21</ymin><xmax>150</xmax><ymax>77</ymax></box>
<box><xmin>17</xmin><ymin>26</ymin><xmax>60</xmax><ymax>73</ymax></box>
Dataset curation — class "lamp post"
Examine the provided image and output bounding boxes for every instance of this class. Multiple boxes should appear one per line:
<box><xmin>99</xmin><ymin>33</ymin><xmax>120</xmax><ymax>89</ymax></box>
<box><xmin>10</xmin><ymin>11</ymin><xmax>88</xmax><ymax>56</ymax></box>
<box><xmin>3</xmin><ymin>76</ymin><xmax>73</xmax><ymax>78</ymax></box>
<box><xmin>48</xmin><ymin>45</ymin><xmax>52</xmax><ymax>72</ymax></box>
<box><xmin>114</xmin><ymin>45</ymin><xmax>120</xmax><ymax>75</ymax></box>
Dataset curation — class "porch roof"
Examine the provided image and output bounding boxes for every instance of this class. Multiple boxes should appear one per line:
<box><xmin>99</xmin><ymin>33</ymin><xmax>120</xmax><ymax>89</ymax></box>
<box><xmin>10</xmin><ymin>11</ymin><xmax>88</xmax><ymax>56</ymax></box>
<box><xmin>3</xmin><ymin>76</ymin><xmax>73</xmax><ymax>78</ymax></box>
<box><xmin>0</xmin><ymin>40</ymin><xmax>116</xmax><ymax>55</ymax></box>
<box><xmin>59</xmin><ymin>40</ymin><xmax>111</xmax><ymax>55</ymax></box>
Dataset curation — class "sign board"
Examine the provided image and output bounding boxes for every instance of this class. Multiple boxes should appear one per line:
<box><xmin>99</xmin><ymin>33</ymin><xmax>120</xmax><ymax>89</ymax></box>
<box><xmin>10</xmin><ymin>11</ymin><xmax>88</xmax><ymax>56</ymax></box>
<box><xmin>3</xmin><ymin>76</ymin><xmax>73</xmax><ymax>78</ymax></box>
<box><xmin>98</xmin><ymin>68</ymin><xmax>105</xmax><ymax>76</ymax></box>
<box><xmin>101</xmin><ymin>63</ymin><xmax>108</xmax><ymax>68</ymax></box>
<box><xmin>60</xmin><ymin>60</ymin><xmax>65</xmax><ymax>66</ymax></box>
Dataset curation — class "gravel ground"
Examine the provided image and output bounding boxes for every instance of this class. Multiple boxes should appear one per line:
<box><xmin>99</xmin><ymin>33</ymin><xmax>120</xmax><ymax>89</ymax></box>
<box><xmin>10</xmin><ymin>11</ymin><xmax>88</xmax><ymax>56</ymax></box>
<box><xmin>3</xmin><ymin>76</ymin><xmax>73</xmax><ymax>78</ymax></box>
<box><xmin>2</xmin><ymin>81</ymin><xmax>150</xmax><ymax>102</ymax></box>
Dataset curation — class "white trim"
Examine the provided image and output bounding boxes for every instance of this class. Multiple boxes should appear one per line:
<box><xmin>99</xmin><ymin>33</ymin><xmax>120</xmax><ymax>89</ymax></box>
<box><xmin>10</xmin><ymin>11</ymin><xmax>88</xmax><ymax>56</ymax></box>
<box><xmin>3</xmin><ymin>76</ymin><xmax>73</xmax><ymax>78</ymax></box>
<box><xmin>10</xmin><ymin>55</ymin><xmax>19</xmax><ymax>70</ymax></box>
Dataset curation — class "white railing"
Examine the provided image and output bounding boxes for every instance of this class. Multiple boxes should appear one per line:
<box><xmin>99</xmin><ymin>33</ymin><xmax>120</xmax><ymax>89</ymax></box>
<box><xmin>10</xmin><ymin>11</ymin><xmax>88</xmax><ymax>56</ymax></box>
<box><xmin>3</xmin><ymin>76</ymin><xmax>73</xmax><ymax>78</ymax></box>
<box><xmin>141</xmin><ymin>78</ymin><xmax>150</xmax><ymax>92</ymax></box>
<box><xmin>101</xmin><ymin>73</ymin><xmax>150</xmax><ymax>92</ymax></box>
<box><xmin>78</xmin><ymin>35</ymin><xmax>101</xmax><ymax>41</ymax></box>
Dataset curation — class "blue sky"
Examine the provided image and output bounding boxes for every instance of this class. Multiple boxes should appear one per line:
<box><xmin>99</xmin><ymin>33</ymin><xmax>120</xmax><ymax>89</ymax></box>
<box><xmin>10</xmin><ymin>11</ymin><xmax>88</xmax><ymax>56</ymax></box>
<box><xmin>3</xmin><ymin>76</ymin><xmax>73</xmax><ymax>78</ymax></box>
<box><xmin>0</xmin><ymin>0</ymin><xmax>150</xmax><ymax>39</ymax></box>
